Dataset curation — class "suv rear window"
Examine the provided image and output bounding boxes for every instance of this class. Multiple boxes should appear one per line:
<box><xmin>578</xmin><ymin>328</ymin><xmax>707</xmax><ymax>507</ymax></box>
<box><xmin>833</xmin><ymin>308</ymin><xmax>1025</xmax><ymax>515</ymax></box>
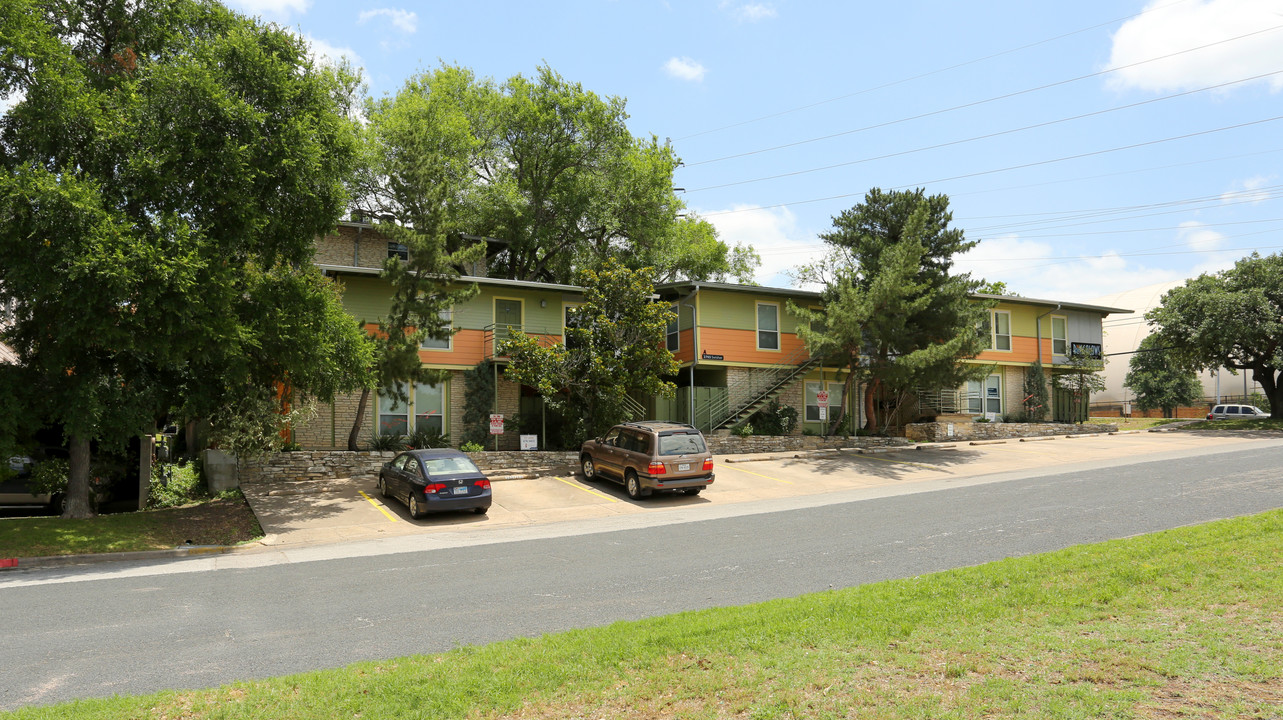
<box><xmin>659</xmin><ymin>432</ymin><xmax>707</xmax><ymax>456</ymax></box>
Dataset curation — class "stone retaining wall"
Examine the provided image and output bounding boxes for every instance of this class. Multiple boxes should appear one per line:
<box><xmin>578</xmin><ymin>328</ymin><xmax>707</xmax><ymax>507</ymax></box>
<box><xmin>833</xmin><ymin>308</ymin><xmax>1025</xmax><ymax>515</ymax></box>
<box><xmin>239</xmin><ymin>450</ymin><xmax>397</xmax><ymax>484</ymax></box>
<box><xmin>705</xmin><ymin>435</ymin><xmax>907</xmax><ymax>454</ymax></box>
<box><xmin>904</xmin><ymin>421</ymin><xmax>1116</xmax><ymax>442</ymax></box>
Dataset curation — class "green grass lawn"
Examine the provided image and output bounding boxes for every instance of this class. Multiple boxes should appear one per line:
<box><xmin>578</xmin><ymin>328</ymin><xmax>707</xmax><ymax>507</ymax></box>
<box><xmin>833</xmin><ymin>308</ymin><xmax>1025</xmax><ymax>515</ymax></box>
<box><xmin>1085</xmin><ymin>417</ymin><xmax>1186</xmax><ymax>431</ymax></box>
<box><xmin>0</xmin><ymin>497</ymin><xmax>262</xmax><ymax>558</ymax></box>
<box><xmin>7</xmin><ymin>509</ymin><xmax>1280</xmax><ymax>719</ymax></box>
<box><xmin>1185</xmin><ymin>417</ymin><xmax>1283</xmax><ymax>432</ymax></box>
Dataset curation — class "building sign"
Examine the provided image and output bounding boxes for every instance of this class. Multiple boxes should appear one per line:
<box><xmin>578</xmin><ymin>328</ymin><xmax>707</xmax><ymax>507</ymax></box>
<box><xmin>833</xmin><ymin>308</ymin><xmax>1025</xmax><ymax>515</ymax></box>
<box><xmin>701</xmin><ymin>352</ymin><xmax>724</xmax><ymax>360</ymax></box>
<box><xmin>1070</xmin><ymin>342</ymin><xmax>1103</xmax><ymax>359</ymax></box>
<box><xmin>489</xmin><ymin>414</ymin><xmax>504</xmax><ymax>435</ymax></box>
<box><xmin>520</xmin><ymin>434</ymin><xmax>537</xmax><ymax>450</ymax></box>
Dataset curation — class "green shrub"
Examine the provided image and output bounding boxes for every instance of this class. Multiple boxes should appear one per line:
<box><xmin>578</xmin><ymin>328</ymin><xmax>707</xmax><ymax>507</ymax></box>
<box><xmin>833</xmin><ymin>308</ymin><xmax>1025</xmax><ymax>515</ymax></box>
<box><xmin>369</xmin><ymin>432</ymin><xmax>407</xmax><ymax>451</ymax></box>
<box><xmin>28</xmin><ymin>458</ymin><xmax>70</xmax><ymax>496</ymax></box>
<box><xmin>732</xmin><ymin>423</ymin><xmax>754</xmax><ymax>437</ymax></box>
<box><xmin>748</xmin><ymin>400</ymin><xmax>798</xmax><ymax>436</ymax></box>
<box><xmin>148</xmin><ymin>462</ymin><xmax>205</xmax><ymax>509</ymax></box>
<box><xmin>407</xmin><ymin>427</ymin><xmax>449</xmax><ymax>449</ymax></box>
<box><xmin>460</xmin><ymin>441</ymin><xmax>485</xmax><ymax>453</ymax></box>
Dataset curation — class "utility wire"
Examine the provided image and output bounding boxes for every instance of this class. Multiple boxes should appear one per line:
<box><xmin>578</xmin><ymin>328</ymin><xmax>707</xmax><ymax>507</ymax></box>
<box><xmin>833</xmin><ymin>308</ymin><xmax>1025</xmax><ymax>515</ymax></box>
<box><xmin>675</xmin><ymin>0</ymin><xmax>1195</xmax><ymax>141</ymax></box>
<box><xmin>682</xmin><ymin>23</ymin><xmax>1283</xmax><ymax>168</ymax></box>
<box><xmin>686</xmin><ymin>69</ymin><xmax>1283</xmax><ymax>193</ymax></box>
<box><xmin>699</xmin><ymin>115</ymin><xmax>1283</xmax><ymax>217</ymax></box>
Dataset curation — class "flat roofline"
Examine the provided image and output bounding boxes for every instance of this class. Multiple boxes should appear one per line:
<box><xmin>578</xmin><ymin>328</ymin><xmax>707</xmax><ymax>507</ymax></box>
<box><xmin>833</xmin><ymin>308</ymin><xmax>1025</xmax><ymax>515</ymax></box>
<box><xmin>656</xmin><ymin>280</ymin><xmax>823</xmax><ymax>300</ymax></box>
<box><xmin>317</xmin><ymin>264</ymin><xmax>585</xmax><ymax>292</ymax></box>
<box><xmin>974</xmin><ymin>293</ymin><xmax>1131</xmax><ymax>315</ymax></box>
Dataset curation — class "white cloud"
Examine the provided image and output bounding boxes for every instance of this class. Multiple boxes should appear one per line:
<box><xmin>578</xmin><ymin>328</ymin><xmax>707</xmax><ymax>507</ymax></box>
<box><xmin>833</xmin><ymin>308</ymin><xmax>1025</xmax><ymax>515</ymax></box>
<box><xmin>719</xmin><ymin>1</ymin><xmax>777</xmax><ymax>22</ymax></box>
<box><xmin>224</xmin><ymin>0</ymin><xmax>311</xmax><ymax>19</ymax></box>
<box><xmin>1177</xmin><ymin>220</ymin><xmax>1226</xmax><ymax>252</ymax></box>
<box><xmin>1106</xmin><ymin>0</ymin><xmax>1283</xmax><ymax>93</ymax></box>
<box><xmin>1221</xmin><ymin>174</ymin><xmax>1275</xmax><ymax>204</ymax></box>
<box><xmin>358</xmin><ymin>8</ymin><xmax>418</xmax><ymax>33</ymax></box>
<box><xmin>699</xmin><ymin>205</ymin><xmax>822</xmax><ymax>287</ymax></box>
<box><xmin>303</xmin><ymin>34</ymin><xmax>363</xmax><ymax>71</ymax></box>
<box><xmin>664</xmin><ymin>57</ymin><xmax>707</xmax><ymax>82</ymax></box>
<box><xmin>954</xmin><ymin>235</ymin><xmax>1176</xmax><ymax>302</ymax></box>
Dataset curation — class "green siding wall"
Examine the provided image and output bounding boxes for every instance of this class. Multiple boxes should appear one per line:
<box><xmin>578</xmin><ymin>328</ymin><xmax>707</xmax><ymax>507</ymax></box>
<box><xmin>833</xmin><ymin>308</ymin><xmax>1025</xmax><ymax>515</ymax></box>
<box><xmin>699</xmin><ymin>289</ymin><xmax>803</xmax><ymax>332</ymax></box>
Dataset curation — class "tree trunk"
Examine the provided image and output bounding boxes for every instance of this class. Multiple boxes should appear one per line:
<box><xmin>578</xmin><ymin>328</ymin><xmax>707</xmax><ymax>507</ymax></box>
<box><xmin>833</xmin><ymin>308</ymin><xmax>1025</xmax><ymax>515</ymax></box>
<box><xmin>828</xmin><ymin>370</ymin><xmax>856</xmax><ymax>436</ymax></box>
<box><xmin>863</xmin><ymin>379</ymin><xmax>880</xmax><ymax>432</ymax></box>
<box><xmin>63</xmin><ymin>434</ymin><xmax>95</xmax><ymax>519</ymax></box>
<box><xmin>1254</xmin><ymin>367</ymin><xmax>1282</xmax><ymax>419</ymax></box>
<box><xmin>348</xmin><ymin>387</ymin><xmax>371</xmax><ymax>451</ymax></box>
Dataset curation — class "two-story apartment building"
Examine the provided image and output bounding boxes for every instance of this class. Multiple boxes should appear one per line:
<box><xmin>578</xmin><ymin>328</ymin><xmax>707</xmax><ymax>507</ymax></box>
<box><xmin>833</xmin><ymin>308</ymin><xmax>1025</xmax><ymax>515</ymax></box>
<box><xmin>295</xmin><ymin>224</ymin><xmax>1128</xmax><ymax>449</ymax></box>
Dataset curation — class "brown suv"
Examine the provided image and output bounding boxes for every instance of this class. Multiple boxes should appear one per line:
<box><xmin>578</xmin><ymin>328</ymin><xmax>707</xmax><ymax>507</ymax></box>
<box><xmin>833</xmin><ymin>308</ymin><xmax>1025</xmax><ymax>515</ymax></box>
<box><xmin>580</xmin><ymin>421</ymin><xmax>715</xmax><ymax>499</ymax></box>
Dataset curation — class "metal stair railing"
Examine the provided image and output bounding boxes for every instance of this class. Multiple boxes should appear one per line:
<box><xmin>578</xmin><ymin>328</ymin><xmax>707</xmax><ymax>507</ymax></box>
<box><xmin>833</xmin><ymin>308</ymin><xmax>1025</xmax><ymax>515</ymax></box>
<box><xmin>916</xmin><ymin>386</ymin><xmax>976</xmax><ymax>415</ymax></box>
<box><xmin>705</xmin><ymin>344</ymin><xmax>820</xmax><ymax>430</ymax></box>
<box><xmin>621</xmin><ymin>394</ymin><xmax>646</xmax><ymax>421</ymax></box>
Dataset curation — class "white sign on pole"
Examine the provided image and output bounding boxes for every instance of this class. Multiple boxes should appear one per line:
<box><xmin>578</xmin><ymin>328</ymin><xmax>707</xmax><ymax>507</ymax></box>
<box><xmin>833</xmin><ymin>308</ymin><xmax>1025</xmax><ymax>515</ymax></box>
<box><xmin>818</xmin><ymin>406</ymin><xmax>828</xmax><ymax>421</ymax></box>
<box><xmin>489</xmin><ymin>414</ymin><xmax>504</xmax><ymax>435</ymax></box>
<box><xmin>520</xmin><ymin>434</ymin><xmax>537</xmax><ymax>450</ymax></box>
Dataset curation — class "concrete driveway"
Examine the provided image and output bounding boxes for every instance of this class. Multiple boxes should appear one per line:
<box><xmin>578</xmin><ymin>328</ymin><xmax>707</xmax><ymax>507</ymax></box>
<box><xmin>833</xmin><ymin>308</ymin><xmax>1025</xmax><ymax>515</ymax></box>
<box><xmin>240</xmin><ymin>429</ymin><xmax>1281</xmax><ymax>551</ymax></box>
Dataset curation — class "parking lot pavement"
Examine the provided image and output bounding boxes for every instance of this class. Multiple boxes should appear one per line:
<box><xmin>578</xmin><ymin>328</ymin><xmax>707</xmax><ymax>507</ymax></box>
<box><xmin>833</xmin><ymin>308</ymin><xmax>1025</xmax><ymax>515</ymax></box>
<box><xmin>240</xmin><ymin>431</ymin><xmax>1283</xmax><ymax>552</ymax></box>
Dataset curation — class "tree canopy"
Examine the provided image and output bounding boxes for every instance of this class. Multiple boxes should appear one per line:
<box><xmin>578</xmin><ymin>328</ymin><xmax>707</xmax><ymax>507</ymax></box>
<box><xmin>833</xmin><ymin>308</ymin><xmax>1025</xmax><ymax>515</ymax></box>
<box><xmin>791</xmin><ymin>188</ymin><xmax>991</xmax><ymax>432</ymax></box>
<box><xmin>1124</xmin><ymin>335</ymin><xmax>1204</xmax><ymax>418</ymax></box>
<box><xmin>1146</xmin><ymin>252</ymin><xmax>1283</xmax><ymax>419</ymax></box>
<box><xmin>0</xmin><ymin>0</ymin><xmax>368</xmax><ymax>515</ymax></box>
<box><xmin>354</xmin><ymin>64</ymin><xmax>757</xmax><ymax>286</ymax></box>
<box><xmin>501</xmin><ymin>260</ymin><xmax>679</xmax><ymax>444</ymax></box>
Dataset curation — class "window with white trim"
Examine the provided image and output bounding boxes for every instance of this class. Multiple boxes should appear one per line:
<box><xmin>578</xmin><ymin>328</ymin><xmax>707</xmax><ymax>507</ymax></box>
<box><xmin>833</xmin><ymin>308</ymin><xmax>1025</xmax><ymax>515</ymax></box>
<box><xmin>757</xmin><ymin>302</ymin><xmax>779</xmax><ymax>351</ymax></box>
<box><xmin>666</xmin><ymin>305</ymin><xmax>680</xmax><ymax>352</ymax></box>
<box><xmin>804</xmin><ymin>381</ymin><xmax>845</xmax><ymax>422</ymax></box>
<box><xmin>991</xmin><ymin>311</ymin><xmax>1011</xmax><ymax>351</ymax></box>
<box><xmin>378</xmin><ymin>381</ymin><xmax>449</xmax><ymax>436</ymax></box>
<box><xmin>414</xmin><ymin>382</ymin><xmax>446</xmax><ymax>434</ymax></box>
<box><xmin>966</xmin><ymin>374</ymin><xmax>1002</xmax><ymax>415</ymax></box>
<box><xmin>378</xmin><ymin>383</ymin><xmax>409</xmax><ymax>435</ymax></box>
<box><xmin>420</xmin><ymin>308</ymin><xmax>452</xmax><ymax>350</ymax></box>
<box><xmin>387</xmin><ymin>241</ymin><xmax>408</xmax><ymax>261</ymax></box>
<box><xmin>1051</xmin><ymin>315</ymin><xmax>1067</xmax><ymax>356</ymax></box>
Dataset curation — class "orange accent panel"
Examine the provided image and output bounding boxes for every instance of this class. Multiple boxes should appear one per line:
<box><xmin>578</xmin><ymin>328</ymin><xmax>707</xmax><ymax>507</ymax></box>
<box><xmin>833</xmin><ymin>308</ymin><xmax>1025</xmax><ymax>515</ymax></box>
<box><xmin>672</xmin><ymin>329</ymin><xmax>695</xmax><ymax>364</ymax></box>
<box><xmin>697</xmin><ymin>327</ymin><xmax>807</xmax><ymax>364</ymax></box>
<box><xmin>974</xmin><ymin>336</ymin><xmax>1045</xmax><ymax>364</ymax></box>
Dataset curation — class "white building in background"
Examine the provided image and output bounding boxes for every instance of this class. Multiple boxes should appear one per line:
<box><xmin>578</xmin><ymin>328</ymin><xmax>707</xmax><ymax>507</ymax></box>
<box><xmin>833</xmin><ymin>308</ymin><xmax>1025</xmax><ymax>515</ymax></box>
<box><xmin>1090</xmin><ymin>280</ymin><xmax>1265</xmax><ymax>409</ymax></box>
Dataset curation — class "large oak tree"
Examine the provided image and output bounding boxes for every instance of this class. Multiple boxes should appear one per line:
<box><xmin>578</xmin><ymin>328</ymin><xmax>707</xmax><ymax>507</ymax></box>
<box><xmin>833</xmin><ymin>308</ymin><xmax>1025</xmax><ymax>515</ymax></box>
<box><xmin>0</xmin><ymin>0</ymin><xmax>369</xmax><ymax>516</ymax></box>
<box><xmin>1147</xmin><ymin>252</ymin><xmax>1282</xmax><ymax>419</ymax></box>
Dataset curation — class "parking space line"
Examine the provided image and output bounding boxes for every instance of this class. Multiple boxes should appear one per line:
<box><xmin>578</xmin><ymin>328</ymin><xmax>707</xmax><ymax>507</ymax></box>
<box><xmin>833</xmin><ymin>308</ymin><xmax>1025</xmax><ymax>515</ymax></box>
<box><xmin>722</xmin><ymin>464</ymin><xmax>794</xmax><ymax>484</ymax></box>
<box><xmin>358</xmin><ymin>490</ymin><xmax>399</xmax><ymax>522</ymax></box>
<box><xmin>552</xmin><ymin>476</ymin><xmax>620</xmax><ymax>502</ymax></box>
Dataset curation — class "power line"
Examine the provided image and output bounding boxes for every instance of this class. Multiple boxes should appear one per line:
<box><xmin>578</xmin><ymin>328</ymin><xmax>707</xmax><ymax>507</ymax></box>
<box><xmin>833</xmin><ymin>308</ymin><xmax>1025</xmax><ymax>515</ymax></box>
<box><xmin>699</xmin><ymin>115</ymin><xmax>1283</xmax><ymax>217</ymax></box>
<box><xmin>686</xmin><ymin>71</ymin><xmax>1283</xmax><ymax>194</ymax></box>
<box><xmin>674</xmin><ymin>0</ymin><xmax>1196</xmax><ymax>142</ymax></box>
<box><xmin>682</xmin><ymin>24</ymin><xmax>1283</xmax><ymax>169</ymax></box>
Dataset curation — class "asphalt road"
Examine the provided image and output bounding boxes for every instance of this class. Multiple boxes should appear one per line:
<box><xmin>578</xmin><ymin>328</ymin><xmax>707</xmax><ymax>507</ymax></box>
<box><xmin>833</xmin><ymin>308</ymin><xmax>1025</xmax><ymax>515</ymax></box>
<box><xmin>3</xmin><ymin>439</ymin><xmax>1282</xmax><ymax>710</ymax></box>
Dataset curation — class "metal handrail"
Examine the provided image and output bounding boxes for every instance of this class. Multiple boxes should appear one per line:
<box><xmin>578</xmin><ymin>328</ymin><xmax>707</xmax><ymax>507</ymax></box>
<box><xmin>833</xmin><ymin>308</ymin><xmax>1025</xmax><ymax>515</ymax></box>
<box><xmin>705</xmin><ymin>343</ymin><xmax>817</xmax><ymax>430</ymax></box>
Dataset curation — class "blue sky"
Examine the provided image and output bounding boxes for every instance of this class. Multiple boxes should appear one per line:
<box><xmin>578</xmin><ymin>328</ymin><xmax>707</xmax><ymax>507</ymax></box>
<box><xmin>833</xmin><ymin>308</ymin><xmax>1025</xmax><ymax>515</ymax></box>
<box><xmin>230</xmin><ymin>1</ymin><xmax>1282</xmax><ymax>300</ymax></box>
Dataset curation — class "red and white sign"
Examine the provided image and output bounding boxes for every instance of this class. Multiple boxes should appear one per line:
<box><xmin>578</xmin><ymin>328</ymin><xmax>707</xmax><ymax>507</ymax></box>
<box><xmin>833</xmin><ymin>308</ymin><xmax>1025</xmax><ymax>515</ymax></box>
<box><xmin>489</xmin><ymin>414</ymin><xmax>504</xmax><ymax>435</ymax></box>
<box><xmin>816</xmin><ymin>391</ymin><xmax>829</xmax><ymax>408</ymax></box>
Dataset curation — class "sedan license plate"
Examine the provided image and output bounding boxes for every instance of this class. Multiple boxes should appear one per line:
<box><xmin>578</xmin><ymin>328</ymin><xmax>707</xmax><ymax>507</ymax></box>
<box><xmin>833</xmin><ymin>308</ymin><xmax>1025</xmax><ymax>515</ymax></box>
<box><xmin>452</xmin><ymin>486</ymin><xmax>468</xmax><ymax>495</ymax></box>
<box><xmin>677</xmin><ymin>463</ymin><xmax>691</xmax><ymax>471</ymax></box>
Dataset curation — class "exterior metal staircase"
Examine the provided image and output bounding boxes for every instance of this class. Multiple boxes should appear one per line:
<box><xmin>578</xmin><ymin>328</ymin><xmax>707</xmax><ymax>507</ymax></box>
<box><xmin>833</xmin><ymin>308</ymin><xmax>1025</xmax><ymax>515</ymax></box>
<box><xmin>706</xmin><ymin>345</ymin><xmax>821</xmax><ymax>430</ymax></box>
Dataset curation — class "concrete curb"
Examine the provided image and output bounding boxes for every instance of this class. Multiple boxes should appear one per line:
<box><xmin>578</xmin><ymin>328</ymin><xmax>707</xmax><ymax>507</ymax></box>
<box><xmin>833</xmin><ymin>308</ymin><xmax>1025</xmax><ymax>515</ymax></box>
<box><xmin>1</xmin><ymin>543</ymin><xmax>257</xmax><ymax>572</ymax></box>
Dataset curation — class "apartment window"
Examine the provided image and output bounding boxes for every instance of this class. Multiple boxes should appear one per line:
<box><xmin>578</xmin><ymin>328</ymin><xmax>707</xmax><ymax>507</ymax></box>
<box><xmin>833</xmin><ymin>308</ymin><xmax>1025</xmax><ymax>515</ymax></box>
<box><xmin>414</xmin><ymin>382</ymin><xmax>446</xmax><ymax>435</ymax></box>
<box><xmin>1051</xmin><ymin>315</ymin><xmax>1067</xmax><ymax>356</ymax></box>
<box><xmin>387</xmin><ymin>242</ymin><xmax>408</xmax><ymax>261</ymax></box>
<box><xmin>991</xmin><ymin>311</ymin><xmax>1011</xmax><ymax>351</ymax></box>
<box><xmin>379</xmin><ymin>381</ymin><xmax>448</xmax><ymax>436</ymax></box>
<box><xmin>378</xmin><ymin>383</ymin><xmax>409</xmax><ymax>435</ymax></box>
<box><xmin>420</xmin><ymin>308</ymin><xmax>452</xmax><ymax>350</ymax></box>
<box><xmin>757</xmin><ymin>302</ymin><xmax>779</xmax><ymax>351</ymax></box>
<box><xmin>967</xmin><ymin>374</ymin><xmax>1002</xmax><ymax>415</ymax></box>
<box><xmin>563</xmin><ymin>303</ymin><xmax>583</xmax><ymax>349</ymax></box>
<box><xmin>805</xmin><ymin>381</ymin><xmax>845</xmax><ymax>422</ymax></box>
<box><xmin>666</xmin><ymin>305</ymin><xmax>680</xmax><ymax>352</ymax></box>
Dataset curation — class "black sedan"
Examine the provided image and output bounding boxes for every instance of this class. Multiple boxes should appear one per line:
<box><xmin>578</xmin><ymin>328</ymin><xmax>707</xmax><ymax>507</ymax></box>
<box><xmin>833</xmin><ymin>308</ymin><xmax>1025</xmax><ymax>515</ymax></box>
<box><xmin>377</xmin><ymin>449</ymin><xmax>492</xmax><ymax>518</ymax></box>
